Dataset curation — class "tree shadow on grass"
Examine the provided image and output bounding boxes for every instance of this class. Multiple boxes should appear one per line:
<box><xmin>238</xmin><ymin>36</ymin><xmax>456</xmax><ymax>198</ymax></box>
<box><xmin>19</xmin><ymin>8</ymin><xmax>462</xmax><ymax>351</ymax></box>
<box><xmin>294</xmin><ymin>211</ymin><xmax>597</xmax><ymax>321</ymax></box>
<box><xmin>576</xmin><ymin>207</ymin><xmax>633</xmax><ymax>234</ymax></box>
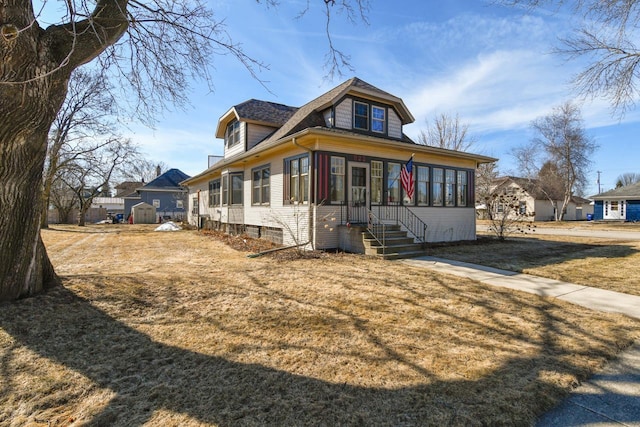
<box><xmin>0</xmin><ymin>280</ymin><xmax>636</xmax><ymax>426</ymax></box>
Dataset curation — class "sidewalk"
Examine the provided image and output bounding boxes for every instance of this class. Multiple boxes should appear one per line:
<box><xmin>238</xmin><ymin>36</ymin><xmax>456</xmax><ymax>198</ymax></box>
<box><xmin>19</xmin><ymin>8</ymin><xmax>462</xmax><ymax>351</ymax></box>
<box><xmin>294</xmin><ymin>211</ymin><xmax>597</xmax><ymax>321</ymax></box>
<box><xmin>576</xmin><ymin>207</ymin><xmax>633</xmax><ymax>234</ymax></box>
<box><xmin>401</xmin><ymin>256</ymin><xmax>640</xmax><ymax>427</ymax></box>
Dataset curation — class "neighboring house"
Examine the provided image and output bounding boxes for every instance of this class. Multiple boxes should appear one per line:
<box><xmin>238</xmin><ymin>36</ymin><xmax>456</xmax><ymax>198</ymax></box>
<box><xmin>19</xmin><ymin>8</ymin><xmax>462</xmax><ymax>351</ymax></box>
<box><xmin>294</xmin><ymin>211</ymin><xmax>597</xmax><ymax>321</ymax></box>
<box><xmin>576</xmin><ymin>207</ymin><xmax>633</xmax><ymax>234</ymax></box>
<box><xmin>485</xmin><ymin>176</ymin><xmax>593</xmax><ymax>221</ymax></box>
<box><xmin>591</xmin><ymin>182</ymin><xmax>640</xmax><ymax>221</ymax></box>
<box><xmin>182</xmin><ymin>77</ymin><xmax>495</xmax><ymax>254</ymax></box>
<box><xmin>123</xmin><ymin>168</ymin><xmax>190</xmax><ymax>222</ymax></box>
<box><xmin>115</xmin><ymin>181</ymin><xmax>144</xmax><ymax>197</ymax></box>
<box><xmin>91</xmin><ymin>197</ymin><xmax>125</xmax><ymax>215</ymax></box>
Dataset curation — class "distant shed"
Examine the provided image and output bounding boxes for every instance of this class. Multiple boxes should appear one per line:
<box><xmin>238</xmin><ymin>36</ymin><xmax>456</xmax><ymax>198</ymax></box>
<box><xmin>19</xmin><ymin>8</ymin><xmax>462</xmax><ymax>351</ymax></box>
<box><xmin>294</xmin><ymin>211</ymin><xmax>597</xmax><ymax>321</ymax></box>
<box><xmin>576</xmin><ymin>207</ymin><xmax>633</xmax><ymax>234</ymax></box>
<box><xmin>131</xmin><ymin>202</ymin><xmax>156</xmax><ymax>224</ymax></box>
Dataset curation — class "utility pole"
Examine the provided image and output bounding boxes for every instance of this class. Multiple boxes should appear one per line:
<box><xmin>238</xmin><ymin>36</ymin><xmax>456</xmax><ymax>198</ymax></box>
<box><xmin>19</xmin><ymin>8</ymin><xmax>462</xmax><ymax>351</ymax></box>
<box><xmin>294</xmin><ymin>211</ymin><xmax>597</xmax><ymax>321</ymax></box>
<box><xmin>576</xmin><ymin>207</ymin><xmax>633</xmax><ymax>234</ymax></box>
<box><xmin>597</xmin><ymin>171</ymin><xmax>602</xmax><ymax>194</ymax></box>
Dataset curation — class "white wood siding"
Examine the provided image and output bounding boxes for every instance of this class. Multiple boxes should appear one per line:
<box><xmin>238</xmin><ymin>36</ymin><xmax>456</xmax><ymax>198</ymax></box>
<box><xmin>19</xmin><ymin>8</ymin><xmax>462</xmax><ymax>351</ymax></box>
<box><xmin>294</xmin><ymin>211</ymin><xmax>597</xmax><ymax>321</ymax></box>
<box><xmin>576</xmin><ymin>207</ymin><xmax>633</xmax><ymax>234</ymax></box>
<box><xmin>313</xmin><ymin>205</ymin><xmax>341</xmax><ymax>249</ymax></box>
<box><xmin>335</xmin><ymin>99</ymin><xmax>352</xmax><ymax>129</ymax></box>
<box><xmin>388</xmin><ymin>109</ymin><xmax>402</xmax><ymax>139</ymax></box>
<box><xmin>240</xmin><ymin>150</ymin><xmax>313</xmax><ymax>247</ymax></box>
<box><xmin>224</xmin><ymin>122</ymin><xmax>246</xmax><ymax>159</ymax></box>
<box><xmin>187</xmin><ymin>180</ymin><xmax>224</xmax><ymax>225</ymax></box>
<box><xmin>187</xmin><ymin>181</ymin><xmax>207</xmax><ymax>225</ymax></box>
<box><xmin>534</xmin><ymin>200</ymin><xmax>556</xmax><ymax>221</ymax></box>
<box><xmin>416</xmin><ymin>207</ymin><xmax>476</xmax><ymax>242</ymax></box>
<box><xmin>247</xmin><ymin>123</ymin><xmax>276</xmax><ymax>150</ymax></box>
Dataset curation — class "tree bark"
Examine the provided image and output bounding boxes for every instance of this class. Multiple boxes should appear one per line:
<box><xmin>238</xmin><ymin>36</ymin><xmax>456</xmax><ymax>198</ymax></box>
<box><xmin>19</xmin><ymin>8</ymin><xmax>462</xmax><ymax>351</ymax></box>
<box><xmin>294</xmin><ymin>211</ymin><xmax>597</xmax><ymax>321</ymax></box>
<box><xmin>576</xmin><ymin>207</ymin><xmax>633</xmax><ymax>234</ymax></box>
<box><xmin>0</xmin><ymin>0</ymin><xmax>129</xmax><ymax>301</ymax></box>
<box><xmin>0</xmin><ymin>69</ymin><xmax>66</xmax><ymax>299</ymax></box>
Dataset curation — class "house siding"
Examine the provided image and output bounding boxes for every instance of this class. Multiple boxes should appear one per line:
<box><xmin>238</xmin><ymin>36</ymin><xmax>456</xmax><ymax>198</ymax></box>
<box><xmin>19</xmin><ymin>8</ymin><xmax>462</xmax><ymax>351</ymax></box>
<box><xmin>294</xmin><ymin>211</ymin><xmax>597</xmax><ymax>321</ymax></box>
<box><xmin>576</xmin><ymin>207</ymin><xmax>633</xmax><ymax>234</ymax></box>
<box><xmin>335</xmin><ymin>99</ymin><xmax>352</xmax><ymax>129</ymax></box>
<box><xmin>125</xmin><ymin>190</ymin><xmax>187</xmax><ymax>221</ymax></box>
<box><xmin>314</xmin><ymin>205</ymin><xmax>341</xmax><ymax>249</ymax></box>
<box><xmin>188</xmin><ymin>181</ymin><xmax>221</xmax><ymax>226</ymax></box>
<box><xmin>388</xmin><ymin>109</ymin><xmax>402</xmax><ymax>139</ymax></box>
<box><xmin>627</xmin><ymin>200</ymin><xmax>640</xmax><ymax>221</ymax></box>
<box><xmin>247</xmin><ymin>123</ymin><xmax>276</xmax><ymax>151</ymax></box>
<box><xmin>534</xmin><ymin>199</ymin><xmax>556</xmax><ymax>221</ymax></box>
<box><xmin>419</xmin><ymin>207</ymin><xmax>476</xmax><ymax>242</ymax></box>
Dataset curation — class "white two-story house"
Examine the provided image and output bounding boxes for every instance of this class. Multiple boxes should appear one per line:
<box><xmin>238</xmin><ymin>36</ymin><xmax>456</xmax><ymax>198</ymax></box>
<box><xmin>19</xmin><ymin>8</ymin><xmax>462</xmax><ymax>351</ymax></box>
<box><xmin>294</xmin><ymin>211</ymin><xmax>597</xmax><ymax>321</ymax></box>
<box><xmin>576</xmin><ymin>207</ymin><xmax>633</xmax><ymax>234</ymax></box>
<box><xmin>182</xmin><ymin>78</ymin><xmax>495</xmax><ymax>254</ymax></box>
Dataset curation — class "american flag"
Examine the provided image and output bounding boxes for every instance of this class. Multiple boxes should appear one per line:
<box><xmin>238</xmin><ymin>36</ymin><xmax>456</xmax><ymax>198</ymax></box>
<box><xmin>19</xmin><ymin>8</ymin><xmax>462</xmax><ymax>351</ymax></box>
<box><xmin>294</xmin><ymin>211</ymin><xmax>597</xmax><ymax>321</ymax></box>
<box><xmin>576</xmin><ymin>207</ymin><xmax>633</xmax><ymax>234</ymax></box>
<box><xmin>400</xmin><ymin>156</ymin><xmax>414</xmax><ymax>200</ymax></box>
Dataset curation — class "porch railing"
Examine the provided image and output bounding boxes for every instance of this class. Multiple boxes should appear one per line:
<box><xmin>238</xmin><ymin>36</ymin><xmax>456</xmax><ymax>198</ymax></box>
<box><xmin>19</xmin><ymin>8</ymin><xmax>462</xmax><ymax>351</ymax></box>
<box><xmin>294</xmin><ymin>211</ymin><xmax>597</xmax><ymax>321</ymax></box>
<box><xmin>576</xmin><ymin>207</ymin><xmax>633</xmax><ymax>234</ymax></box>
<box><xmin>337</xmin><ymin>203</ymin><xmax>428</xmax><ymax>248</ymax></box>
<box><xmin>366</xmin><ymin>208</ymin><xmax>387</xmax><ymax>257</ymax></box>
<box><xmin>371</xmin><ymin>205</ymin><xmax>428</xmax><ymax>246</ymax></box>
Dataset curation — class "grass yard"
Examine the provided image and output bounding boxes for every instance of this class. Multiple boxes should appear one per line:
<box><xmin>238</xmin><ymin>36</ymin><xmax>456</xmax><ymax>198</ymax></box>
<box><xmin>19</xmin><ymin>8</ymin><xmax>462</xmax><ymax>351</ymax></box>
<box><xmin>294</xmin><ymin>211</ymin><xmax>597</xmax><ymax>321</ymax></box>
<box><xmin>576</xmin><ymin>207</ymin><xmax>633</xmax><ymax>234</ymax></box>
<box><xmin>0</xmin><ymin>224</ymin><xmax>638</xmax><ymax>426</ymax></box>
<box><xmin>431</xmin><ymin>226</ymin><xmax>640</xmax><ymax>297</ymax></box>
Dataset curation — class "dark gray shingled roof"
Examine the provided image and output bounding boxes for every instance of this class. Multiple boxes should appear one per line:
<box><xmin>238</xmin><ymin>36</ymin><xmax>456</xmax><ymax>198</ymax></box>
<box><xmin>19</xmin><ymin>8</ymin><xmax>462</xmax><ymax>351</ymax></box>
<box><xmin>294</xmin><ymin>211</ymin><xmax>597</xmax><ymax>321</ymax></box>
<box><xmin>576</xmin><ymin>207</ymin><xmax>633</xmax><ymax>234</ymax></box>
<box><xmin>260</xmin><ymin>77</ymin><xmax>410</xmax><ymax>145</ymax></box>
<box><xmin>592</xmin><ymin>181</ymin><xmax>640</xmax><ymax>199</ymax></box>
<box><xmin>233</xmin><ymin>99</ymin><xmax>298</xmax><ymax>127</ymax></box>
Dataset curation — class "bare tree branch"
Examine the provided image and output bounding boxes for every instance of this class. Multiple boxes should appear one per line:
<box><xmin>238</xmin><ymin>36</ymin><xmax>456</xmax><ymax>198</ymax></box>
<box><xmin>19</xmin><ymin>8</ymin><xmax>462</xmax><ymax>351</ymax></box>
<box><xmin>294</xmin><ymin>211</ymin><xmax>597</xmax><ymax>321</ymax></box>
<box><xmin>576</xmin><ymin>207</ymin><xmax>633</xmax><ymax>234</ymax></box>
<box><xmin>512</xmin><ymin>101</ymin><xmax>598</xmax><ymax>220</ymax></box>
<box><xmin>417</xmin><ymin>112</ymin><xmax>477</xmax><ymax>152</ymax></box>
<box><xmin>496</xmin><ymin>0</ymin><xmax>640</xmax><ymax>114</ymax></box>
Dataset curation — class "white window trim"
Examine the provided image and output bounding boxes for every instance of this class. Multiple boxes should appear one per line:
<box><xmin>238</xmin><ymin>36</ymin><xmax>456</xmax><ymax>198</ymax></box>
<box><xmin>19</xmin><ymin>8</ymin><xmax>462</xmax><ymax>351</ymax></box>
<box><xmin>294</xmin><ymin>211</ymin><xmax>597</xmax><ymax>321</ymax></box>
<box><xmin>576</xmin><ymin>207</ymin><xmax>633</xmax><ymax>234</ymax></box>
<box><xmin>372</xmin><ymin>106</ymin><xmax>386</xmax><ymax>133</ymax></box>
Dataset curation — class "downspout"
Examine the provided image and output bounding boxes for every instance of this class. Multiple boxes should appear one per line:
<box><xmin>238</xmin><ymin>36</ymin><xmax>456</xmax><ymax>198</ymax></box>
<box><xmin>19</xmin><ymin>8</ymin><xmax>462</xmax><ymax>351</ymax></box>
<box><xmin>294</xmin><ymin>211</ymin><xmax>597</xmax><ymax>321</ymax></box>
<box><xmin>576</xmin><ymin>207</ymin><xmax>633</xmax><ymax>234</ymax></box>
<box><xmin>292</xmin><ymin>137</ymin><xmax>315</xmax><ymax>250</ymax></box>
<box><xmin>196</xmin><ymin>190</ymin><xmax>201</xmax><ymax>230</ymax></box>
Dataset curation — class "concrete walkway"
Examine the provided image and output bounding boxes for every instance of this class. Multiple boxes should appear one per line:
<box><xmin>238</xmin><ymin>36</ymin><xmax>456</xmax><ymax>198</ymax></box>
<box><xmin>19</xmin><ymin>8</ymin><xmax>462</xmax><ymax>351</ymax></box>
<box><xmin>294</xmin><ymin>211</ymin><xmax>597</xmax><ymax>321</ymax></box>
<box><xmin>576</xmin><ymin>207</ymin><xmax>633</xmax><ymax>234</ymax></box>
<box><xmin>401</xmin><ymin>256</ymin><xmax>640</xmax><ymax>427</ymax></box>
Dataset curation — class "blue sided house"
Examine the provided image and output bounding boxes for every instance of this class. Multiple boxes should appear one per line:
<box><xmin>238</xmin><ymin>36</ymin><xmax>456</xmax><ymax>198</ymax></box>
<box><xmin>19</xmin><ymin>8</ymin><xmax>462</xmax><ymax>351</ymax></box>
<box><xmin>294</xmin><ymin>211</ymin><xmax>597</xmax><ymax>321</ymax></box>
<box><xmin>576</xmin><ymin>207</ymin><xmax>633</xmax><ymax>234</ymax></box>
<box><xmin>591</xmin><ymin>181</ymin><xmax>640</xmax><ymax>221</ymax></box>
<box><xmin>123</xmin><ymin>168</ymin><xmax>191</xmax><ymax>222</ymax></box>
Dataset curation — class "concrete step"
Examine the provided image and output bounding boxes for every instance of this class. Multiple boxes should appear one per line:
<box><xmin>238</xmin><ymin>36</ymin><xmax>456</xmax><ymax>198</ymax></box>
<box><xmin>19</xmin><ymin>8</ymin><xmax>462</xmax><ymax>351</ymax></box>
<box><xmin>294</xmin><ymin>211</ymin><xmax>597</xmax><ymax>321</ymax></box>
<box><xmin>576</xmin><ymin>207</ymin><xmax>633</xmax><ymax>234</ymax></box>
<box><xmin>363</xmin><ymin>236</ymin><xmax>416</xmax><ymax>247</ymax></box>
<box><xmin>366</xmin><ymin>224</ymin><xmax>402</xmax><ymax>232</ymax></box>
<box><xmin>379</xmin><ymin>250</ymin><xmax>426</xmax><ymax>260</ymax></box>
<box><xmin>365</xmin><ymin>243</ymin><xmax>423</xmax><ymax>256</ymax></box>
<box><xmin>362</xmin><ymin>230</ymin><xmax>407</xmax><ymax>239</ymax></box>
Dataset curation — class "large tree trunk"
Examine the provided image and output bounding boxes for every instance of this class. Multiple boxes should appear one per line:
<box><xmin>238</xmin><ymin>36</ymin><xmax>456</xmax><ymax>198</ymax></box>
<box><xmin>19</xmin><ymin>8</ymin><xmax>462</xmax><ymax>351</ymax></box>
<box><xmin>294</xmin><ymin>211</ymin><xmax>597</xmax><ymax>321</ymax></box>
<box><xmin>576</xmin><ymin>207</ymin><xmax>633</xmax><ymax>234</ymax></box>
<box><xmin>0</xmin><ymin>130</ymin><xmax>60</xmax><ymax>300</ymax></box>
<box><xmin>0</xmin><ymin>0</ymin><xmax>128</xmax><ymax>301</ymax></box>
<box><xmin>0</xmin><ymin>12</ymin><xmax>68</xmax><ymax>300</ymax></box>
<box><xmin>0</xmin><ymin>103</ymin><xmax>66</xmax><ymax>300</ymax></box>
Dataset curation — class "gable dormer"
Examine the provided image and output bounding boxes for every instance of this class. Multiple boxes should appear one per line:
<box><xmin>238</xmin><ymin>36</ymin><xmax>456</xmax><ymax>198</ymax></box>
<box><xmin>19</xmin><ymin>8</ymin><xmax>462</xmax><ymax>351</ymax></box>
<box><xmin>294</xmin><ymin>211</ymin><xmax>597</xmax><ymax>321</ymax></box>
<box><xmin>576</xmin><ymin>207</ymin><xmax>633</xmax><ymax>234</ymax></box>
<box><xmin>331</xmin><ymin>98</ymin><xmax>405</xmax><ymax>139</ymax></box>
<box><xmin>318</xmin><ymin>78</ymin><xmax>414</xmax><ymax>140</ymax></box>
<box><xmin>216</xmin><ymin>100</ymin><xmax>298</xmax><ymax>158</ymax></box>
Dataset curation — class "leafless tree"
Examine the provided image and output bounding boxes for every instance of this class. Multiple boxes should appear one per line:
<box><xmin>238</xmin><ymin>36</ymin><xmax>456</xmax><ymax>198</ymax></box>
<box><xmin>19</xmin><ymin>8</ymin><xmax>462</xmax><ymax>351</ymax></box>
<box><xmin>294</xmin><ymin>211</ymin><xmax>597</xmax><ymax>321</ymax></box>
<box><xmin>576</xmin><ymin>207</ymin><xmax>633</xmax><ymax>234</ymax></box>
<box><xmin>512</xmin><ymin>101</ymin><xmax>597</xmax><ymax>221</ymax></box>
<box><xmin>42</xmin><ymin>69</ymin><xmax>118</xmax><ymax>228</ymax></box>
<box><xmin>48</xmin><ymin>170</ymin><xmax>80</xmax><ymax>224</ymax></box>
<box><xmin>0</xmin><ymin>0</ymin><xmax>368</xmax><ymax>301</ymax></box>
<box><xmin>475</xmin><ymin>161</ymin><xmax>500</xmax><ymax>219</ymax></box>
<box><xmin>485</xmin><ymin>188</ymin><xmax>535</xmax><ymax>240</ymax></box>
<box><xmin>497</xmin><ymin>0</ymin><xmax>640</xmax><ymax>114</ymax></box>
<box><xmin>616</xmin><ymin>172</ymin><xmax>640</xmax><ymax>187</ymax></box>
<box><xmin>417</xmin><ymin>113</ymin><xmax>477</xmax><ymax>152</ymax></box>
<box><xmin>118</xmin><ymin>159</ymin><xmax>170</xmax><ymax>184</ymax></box>
<box><xmin>57</xmin><ymin>138</ymin><xmax>138</xmax><ymax>226</ymax></box>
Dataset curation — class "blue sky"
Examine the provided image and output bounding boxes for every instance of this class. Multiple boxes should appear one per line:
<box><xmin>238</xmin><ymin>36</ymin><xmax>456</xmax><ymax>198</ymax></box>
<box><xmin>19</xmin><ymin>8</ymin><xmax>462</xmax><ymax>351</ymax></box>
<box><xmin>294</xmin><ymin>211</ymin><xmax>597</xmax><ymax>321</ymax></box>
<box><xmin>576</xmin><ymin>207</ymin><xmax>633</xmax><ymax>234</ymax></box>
<box><xmin>52</xmin><ymin>1</ymin><xmax>640</xmax><ymax>195</ymax></box>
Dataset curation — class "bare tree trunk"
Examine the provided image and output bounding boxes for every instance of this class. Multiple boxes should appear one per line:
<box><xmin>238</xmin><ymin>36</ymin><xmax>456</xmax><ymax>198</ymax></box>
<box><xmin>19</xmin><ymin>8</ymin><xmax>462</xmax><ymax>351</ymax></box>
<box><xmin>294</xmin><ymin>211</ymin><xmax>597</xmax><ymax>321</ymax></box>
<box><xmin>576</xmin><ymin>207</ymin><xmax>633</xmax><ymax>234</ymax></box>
<box><xmin>41</xmin><ymin>171</ymin><xmax>54</xmax><ymax>229</ymax></box>
<box><xmin>0</xmin><ymin>129</ymin><xmax>60</xmax><ymax>300</ymax></box>
<box><xmin>78</xmin><ymin>203</ymin><xmax>88</xmax><ymax>227</ymax></box>
<box><xmin>0</xmin><ymin>0</ymin><xmax>128</xmax><ymax>301</ymax></box>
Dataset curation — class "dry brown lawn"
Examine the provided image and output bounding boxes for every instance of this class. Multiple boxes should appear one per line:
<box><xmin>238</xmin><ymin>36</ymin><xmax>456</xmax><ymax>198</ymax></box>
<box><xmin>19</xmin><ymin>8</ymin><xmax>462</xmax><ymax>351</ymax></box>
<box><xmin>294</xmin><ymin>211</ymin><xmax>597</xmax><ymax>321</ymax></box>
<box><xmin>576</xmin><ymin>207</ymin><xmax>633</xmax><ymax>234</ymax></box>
<box><xmin>430</xmin><ymin>232</ymin><xmax>640</xmax><ymax>297</ymax></box>
<box><xmin>0</xmin><ymin>224</ymin><xmax>638</xmax><ymax>426</ymax></box>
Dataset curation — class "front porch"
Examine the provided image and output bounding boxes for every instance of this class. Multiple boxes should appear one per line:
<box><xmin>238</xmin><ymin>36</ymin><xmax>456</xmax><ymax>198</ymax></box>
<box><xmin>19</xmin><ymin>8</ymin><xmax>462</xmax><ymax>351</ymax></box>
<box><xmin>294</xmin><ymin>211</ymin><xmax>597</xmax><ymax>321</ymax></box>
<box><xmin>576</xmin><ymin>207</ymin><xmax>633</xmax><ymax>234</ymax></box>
<box><xmin>334</xmin><ymin>204</ymin><xmax>428</xmax><ymax>259</ymax></box>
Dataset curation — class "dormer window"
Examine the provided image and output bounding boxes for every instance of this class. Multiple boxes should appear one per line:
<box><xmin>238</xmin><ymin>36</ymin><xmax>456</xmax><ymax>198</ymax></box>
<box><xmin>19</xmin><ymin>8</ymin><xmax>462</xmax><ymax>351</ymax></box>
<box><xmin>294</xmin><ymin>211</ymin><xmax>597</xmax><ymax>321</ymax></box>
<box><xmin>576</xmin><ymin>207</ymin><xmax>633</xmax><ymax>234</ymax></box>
<box><xmin>226</xmin><ymin>120</ymin><xmax>241</xmax><ymax>147</ymax></box>
<box><xmin>353</xmin><ymin>100</ymin><xmax>387</xmax><ymax>134</ymax></box>
<box><xmin>354</xmin><ymin>101</ymin><xmax>369</xmax><ymax>131</ymax></box>
<box><xmin>372</xmin><ymin>106</ymin><xmax>385</xmax><ymax>133</ymax></box>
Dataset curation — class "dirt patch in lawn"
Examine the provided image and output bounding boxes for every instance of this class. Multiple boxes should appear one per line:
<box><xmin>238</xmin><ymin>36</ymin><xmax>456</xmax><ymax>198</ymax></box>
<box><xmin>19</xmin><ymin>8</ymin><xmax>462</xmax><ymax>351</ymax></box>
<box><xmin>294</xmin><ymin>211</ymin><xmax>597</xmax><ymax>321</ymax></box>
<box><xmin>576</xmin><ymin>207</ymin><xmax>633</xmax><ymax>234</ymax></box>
<box><xmin>0</xmin><ymin>225</ymin><xmax>638</xmax><ymax>426</ymax></box>
<box><xmin>429</xmin><ymin>234</ymin><xmax>640</xmax><ymax>296</ymax></box>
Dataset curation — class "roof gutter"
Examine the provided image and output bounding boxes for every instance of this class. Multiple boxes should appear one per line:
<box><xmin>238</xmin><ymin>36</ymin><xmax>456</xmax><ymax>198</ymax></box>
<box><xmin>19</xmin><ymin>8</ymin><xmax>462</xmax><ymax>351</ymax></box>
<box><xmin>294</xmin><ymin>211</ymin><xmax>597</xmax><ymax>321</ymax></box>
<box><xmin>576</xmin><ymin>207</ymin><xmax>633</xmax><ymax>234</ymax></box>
<box><xmin>182</xmin><ymin>127</ymin><xmax>497</xmax><ymax>186</ymax></box>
